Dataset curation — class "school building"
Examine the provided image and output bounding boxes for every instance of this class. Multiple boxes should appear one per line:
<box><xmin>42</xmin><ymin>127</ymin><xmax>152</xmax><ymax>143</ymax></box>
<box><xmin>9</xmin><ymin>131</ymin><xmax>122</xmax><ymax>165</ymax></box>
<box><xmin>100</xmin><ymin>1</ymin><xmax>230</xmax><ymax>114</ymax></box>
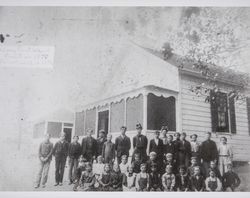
<box><xmin>73</xmin><ymin>42</ymin><xmax>250</xmax><ymax>162</ymax></box>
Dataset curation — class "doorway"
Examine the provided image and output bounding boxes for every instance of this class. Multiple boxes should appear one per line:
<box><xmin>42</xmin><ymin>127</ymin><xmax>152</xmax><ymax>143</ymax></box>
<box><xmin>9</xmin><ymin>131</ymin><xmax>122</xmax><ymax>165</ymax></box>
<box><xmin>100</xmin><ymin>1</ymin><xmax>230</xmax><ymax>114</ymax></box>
<box><xmin>63</xmin><ymin>128</ymin><xmax>72</xmax><ymax>143</ymax></box>
<box><xmin>97</xmin><ymin>110</ymin><xmax>109</xmax><ymax>137</ymax></box>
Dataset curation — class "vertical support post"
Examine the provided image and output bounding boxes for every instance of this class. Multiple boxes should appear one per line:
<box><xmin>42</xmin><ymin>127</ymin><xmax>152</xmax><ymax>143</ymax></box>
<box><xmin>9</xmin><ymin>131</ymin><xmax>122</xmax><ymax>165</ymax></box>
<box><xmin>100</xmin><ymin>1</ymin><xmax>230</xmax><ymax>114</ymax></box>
<box><xmin>143</xmin><ymin>93</ymin><xmax>148</xmax><ymax>135</ymax></box>
<box><xmin>84</xmin><ymin>110</ymin><xmax>87</xmax><ymax>136</ymax></box>
<box><xmin>95</xmin><ymin>107</ymin><xmax>98</xmax><ymax>138</ymax></box>
<box><xmin>124</xmin><ymin>98</ymin><xmax>127</xmax><ymax>126</ymax></box>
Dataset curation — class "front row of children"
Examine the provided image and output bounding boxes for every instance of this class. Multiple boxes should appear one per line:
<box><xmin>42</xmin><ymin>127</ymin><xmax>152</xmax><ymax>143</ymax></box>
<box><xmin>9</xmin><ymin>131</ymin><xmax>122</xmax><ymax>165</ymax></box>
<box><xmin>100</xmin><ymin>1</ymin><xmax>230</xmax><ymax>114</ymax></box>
<box><xmin>73</xmin><ymin>153</ymin><xmax>241</xmax><ymax>192</ymax></box>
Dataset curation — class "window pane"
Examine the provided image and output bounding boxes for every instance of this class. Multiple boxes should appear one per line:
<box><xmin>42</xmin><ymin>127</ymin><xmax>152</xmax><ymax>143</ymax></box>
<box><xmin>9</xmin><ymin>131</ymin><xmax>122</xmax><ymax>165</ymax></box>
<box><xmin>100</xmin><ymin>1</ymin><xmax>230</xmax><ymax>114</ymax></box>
<box><xmin>147</xmin><ymin>93</ymin><xmax>176</xmax><ymax>131</ymax></box>
<box><xmin>47</xmin><ymin>122</ymin><xmax>62</xmax><ymax>138</ymax></box>
<box><xmin>75</xmin><ymin>111</ymin><xmax>84</xmax><ymax>136</ymax></box>
<box><xmin>85</xmin><ymin>108</ymin><xmax>96</xmax><ymax>134</ymax></box>
<box><xmin>126</xmin><ymin>94</ymin><xmax>143</xmax><ymax>131</ymax></box>
<box><xmin>110</xmin><ymin>100</ymin><xmax>125</xmax><ymax>133</ymax></box>
<box><xmin>33</xmin><ymin>122</ymin><xmax>45</xmax><ymax>138</ymax></box>
<box><xmin>64</xmin><ymin>123</ymin><xmax>73</xmax><ymax>127</ymax></box>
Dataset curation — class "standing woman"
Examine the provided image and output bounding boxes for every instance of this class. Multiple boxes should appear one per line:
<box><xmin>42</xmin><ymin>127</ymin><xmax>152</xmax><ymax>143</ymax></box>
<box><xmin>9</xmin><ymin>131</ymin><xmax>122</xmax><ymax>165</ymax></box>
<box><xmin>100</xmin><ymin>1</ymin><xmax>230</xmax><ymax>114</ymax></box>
<box><xmin>161</xmin><ymin>126</ymin><xmax>168</xmax><ymax>146</ymax></box>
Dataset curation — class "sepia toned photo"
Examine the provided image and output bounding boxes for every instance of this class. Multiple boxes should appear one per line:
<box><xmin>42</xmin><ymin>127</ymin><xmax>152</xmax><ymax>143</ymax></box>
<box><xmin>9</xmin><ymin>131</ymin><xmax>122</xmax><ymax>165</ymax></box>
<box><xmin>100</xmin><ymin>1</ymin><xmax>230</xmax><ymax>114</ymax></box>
<box><xmin>1</xmin><ymin>5</ymin><xmax>250</xmax><ymax>193</ymax></box>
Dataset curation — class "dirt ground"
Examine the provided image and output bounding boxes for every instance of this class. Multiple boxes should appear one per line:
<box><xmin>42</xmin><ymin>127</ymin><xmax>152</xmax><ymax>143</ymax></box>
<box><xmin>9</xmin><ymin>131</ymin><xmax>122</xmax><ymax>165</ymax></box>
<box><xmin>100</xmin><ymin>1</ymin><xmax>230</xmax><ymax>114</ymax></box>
<box><xmin>1</xmin><ymin>144</ymin><xmax>250</xmax><ymax>192</ymax></box>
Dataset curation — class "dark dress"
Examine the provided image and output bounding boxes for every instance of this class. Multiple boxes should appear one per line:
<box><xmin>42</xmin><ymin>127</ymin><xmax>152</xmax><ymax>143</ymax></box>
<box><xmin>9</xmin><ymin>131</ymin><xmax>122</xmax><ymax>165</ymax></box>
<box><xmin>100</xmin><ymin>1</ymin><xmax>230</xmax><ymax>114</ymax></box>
<box><xmin>190</xmin><ymin>175</ymin><xmax>205</xmax><ymax>191</ymax></box>
<box><xmin>132</xmin><ymin>134</ymin><xmax>148</xmax><ymax>162</ymax></box>
<box><xmin>149</xmin><ymin>139</ymin><xmax>164</xmax><ymax>165</ymax></box>
<box><xmin>222</xmin><ymin>171</ymin><xmax>241</xmax><ymax>191</ymax></box>
<box><xmin>148</xmin><ymin>172</ymin><xmax>162</xmax><ymax>191</ymax></box>
<box><xmin>175</xmin><ymin>174</ymin><xmax>190</xmax><ymax>191</ymax></box>
<box><xmin>81</xmin><ymin>136</ymin><xmax>97</xmax><ymax>162</ymax></box>
<box><xmin>99</xmin><ymin>173</ymin><xmax>112</xmax><ymax>191</ymax></box>
<box><xmin>110</xmin><ymin>172</ymin><xmax>124</xmax><ymax>191</ymax></box>
<box><xmin>131</xmin><ymin>160</ymin><xmax>142</xmax><ymax>174</ymax></box>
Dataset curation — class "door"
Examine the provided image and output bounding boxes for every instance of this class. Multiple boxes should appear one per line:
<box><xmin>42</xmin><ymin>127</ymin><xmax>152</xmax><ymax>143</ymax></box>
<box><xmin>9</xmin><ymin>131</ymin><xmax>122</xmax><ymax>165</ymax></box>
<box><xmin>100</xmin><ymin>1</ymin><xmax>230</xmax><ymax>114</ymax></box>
<box><xmin>97</xmin><ymin>110</ymin><xmax>109</xmax><ymax>137</ymax></box>
<box><xmin>63</xmin><ymin>128</ymin><xmax>72</xmax><ymax>143</ymax></box>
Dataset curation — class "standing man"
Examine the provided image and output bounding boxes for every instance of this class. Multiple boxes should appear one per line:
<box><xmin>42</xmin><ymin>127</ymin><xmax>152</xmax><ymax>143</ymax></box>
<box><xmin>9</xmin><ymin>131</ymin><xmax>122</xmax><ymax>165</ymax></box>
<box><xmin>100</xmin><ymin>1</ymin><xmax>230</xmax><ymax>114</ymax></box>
<box><xmin>115</xmin><ymin>126</ymin><xmax>131</xmax><ymax>164</ymax></box>
<box><xmin>132</xmin><ymin>123</ymin><xmax>148</xmax><ymax>163</ymax></box>
<box><xmin>81</xmin><ymin>129</ymin><xmax>97</xmax><ymax>162</ymax></box>
<box><xmin>96</xmin><ymin>129</ymin><xmax>107</xmax><ymax>158</ymax></box>
<box><xmin>149</xmin><ymin>130</ymin><xmax>164</xmax><ymax>168</ymax></box>
<box><xmin>176</xmin><ymin>132</ymin><xmax>191</xmax><ymax>168</ymax></box>
<box><xmin>34</xmin><ymin>133</ymin><xmax>53</xmax><ymax>188</ymax></box>
<box><xmin>53</xmin><ymin>132</ymin><xmax>69</xmax><ymax>186</ymax></box>
<box><xmin>68</xmin><ymin>135</ymin><xmax>81</xmax><ymax>185</ymax></box>
<box><xmin>200</xmin><ymin>132</ymin><xmax>218</xmax><ymax>176</ymax></box>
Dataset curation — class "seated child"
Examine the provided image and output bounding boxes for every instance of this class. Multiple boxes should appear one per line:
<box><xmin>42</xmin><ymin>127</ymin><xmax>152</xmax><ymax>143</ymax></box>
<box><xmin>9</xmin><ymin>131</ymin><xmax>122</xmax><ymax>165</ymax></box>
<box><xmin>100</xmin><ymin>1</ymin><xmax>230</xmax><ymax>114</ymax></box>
<box><xmin>98</xmin><ymin>163</ymin><xmax>112</xmax><ymax>191</ymax></box>
<box><xmin>110</xmin><ymin>164</ymin><xmax>124</xmax><ymax>191</ymax></box>
<box><xmin>222</xmin><ymin>163</ymin><xmax>241</xmax><ymax>192</ymax></box>
<box><xmin>163</xmin><ymin>153</ymin><xmax>176</xmax><ymax>174</ymax></box>
<box><xmin>190</xmin><ymin>166</ymin><xmax>205</xmax><ymax>192</ymax></box>
<box><xmin>123</xmin><ymin>165</ymin><xmax>136</xmax><ymax>191</ymax></box>
<box><xmin>175</xmin><ymin>165</ymin><xmax>190</xmax><ymax>192</ymax></box>
<box><xmin>135</xmin><ymin>163</ymin><xmax>149</xmax><ymax>191</ymax></box>
<box><xmin>148</xmin><ymin>163</ymin><xmax>162</xmax><ymax>191</ymax></box>
<box><xmin>146</xmin><ymin>152</ymin><xmax>160</xmax><ymax>173</ymax></box>
<box><xmin>131</xmin><ymin>153</ymin><xmax>142</xmax><ymax>174</ymax></box>
<box><xmin>92</xmin><ymin>155</ymin><xmax>105</xmax><ymax>188</ymax></box>
<box><xmin>205</xmin><ymin>169</ymin><xmax>222</xmax><ymax>192</ymax></box>
<box><xmin>119</xmin><ymin>155</ymin><xmax>129</xmax><ymax>174</ymax></box>
<box><xmin>206</xmin><ymin>161</ymin><xmax>221</xmax><ymax>181</ymax></box>
<box><xmin>73</xmin><ymin>157</ymin><xmax>87</xmax><ymax>190</ymax></box>
<box><xmin>102</xmin><ymin>134</ymin><xmax>115</xmax><ymax>164</ymax></box>
<box><xmin>162</xmin><ymin>165</ymin><xmax>175</xmax><ymax>192</ymax></box>
<box><xmin>78</xmin><ymin>162</ymin><xmax>95</xmax><ymax>191</ymax></box>
<box><xmin>187</xmin><ymin>156</ymin><xmax>198</xmax><ymax>178</ymax></box>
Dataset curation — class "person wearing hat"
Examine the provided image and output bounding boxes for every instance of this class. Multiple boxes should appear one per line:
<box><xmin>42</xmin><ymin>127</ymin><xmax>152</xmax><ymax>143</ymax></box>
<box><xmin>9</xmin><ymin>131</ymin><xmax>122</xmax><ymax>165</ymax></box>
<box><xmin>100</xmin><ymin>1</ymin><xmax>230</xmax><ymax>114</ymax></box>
<box><xmin>96</xmin><ymin>129</ymin><xmax>107</xmax><ymax>158</ymax></box>
<box><xmin>115</xmin><ymin>126</ymin><xmax>131</xmax><ymax>164</ymax></box>
<box><xmin>176</xmin><ymin>132</ymin><xmax>191</xmax><ymax>168</ymax></box>
<box><xmin>132</xmin><ymin>123</ymin><xmax>148</xmax><ymax>163</ymax></box>
<box><xmin>149</xmin><ymin>130</ymin><xmax>164</xmax><ymax>170</ymax></box>
<box><xmin>190</xmin><ymin>134</ymin><xmax>201</xmax><ymax>164</ymax></box>
<box><xmin>81</xmin><ymin>129</ymin><xmax>97</xmax><ymax>162</ymax></box>
<box><xmin>200</xmin><ymin>132</ymin><xmax>218</xmax><ymax>176</ymax></box>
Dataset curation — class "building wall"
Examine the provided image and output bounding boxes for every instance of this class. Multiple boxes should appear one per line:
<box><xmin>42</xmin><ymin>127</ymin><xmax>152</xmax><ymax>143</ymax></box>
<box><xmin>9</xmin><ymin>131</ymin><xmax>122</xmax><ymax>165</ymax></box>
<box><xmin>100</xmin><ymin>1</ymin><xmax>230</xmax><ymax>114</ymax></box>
<box><xmin>180</xmin><ymin>74</ymin><xmax>250</xmax><ymax>161</ymax></box>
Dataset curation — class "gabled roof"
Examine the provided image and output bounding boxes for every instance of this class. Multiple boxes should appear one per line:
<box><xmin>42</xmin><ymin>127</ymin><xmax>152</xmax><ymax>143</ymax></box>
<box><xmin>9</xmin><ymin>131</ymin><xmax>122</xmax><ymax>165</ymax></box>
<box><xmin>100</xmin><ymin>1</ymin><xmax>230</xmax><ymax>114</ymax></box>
<box><xmin>142</xmin><ymin>46</ymin><xmax>249</xmax><ymax>87</ymax></box>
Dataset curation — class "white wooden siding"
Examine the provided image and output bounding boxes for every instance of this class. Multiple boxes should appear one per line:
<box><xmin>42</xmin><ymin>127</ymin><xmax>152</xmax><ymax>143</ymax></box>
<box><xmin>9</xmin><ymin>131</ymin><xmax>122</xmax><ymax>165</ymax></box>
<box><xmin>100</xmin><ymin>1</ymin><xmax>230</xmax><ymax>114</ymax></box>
<box><xmin>180</xmin><ymin>75</ymin><xmax>250</xmax><ymax>161</ymax></box>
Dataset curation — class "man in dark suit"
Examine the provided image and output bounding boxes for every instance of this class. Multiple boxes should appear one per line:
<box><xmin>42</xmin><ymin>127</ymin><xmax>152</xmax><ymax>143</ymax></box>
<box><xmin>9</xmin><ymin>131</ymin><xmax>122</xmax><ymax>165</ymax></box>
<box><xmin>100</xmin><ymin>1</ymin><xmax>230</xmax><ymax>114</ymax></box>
<box><xmin>53</xmin><ymin>132</ymin><xmax>69</xmax><ymax>186</ymax></box>
<box><xmin>96</xmin><ymin>129</ymin><xmax>107</xmax><ymax>157</ymax></box>
<box><xmin>81</xmin><ymin>129</ymin><xmax>97</xmax><ymax>162</ymax></box>
<box><xmin>132</xmin><ymin>123</ymin><xmax>148</xmax><ymax>162</ymax></box>
<box><xmin>200</xmin><ymin>132</ymin><xmax>218</xmax><ymax>176</ymax></box>
<box><xmin>149</xmin><ymin>130</ymin><xmax>164</xmax><ymax>167</ymax></box>
<box><xmin>176</xmin><ymin>132</ymin><xmax>191</xmax><ymax>168</ymax></box>
<box><xmin>115</xmin><ymin>126</ymin><xmax>131</xmax><ymax>164</ymax></box>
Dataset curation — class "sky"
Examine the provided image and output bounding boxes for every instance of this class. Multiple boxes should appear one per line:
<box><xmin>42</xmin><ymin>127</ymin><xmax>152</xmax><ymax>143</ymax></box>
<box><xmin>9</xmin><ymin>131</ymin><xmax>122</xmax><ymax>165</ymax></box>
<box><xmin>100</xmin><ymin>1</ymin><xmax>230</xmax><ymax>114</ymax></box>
<box><xmin>0</xmin><ymin>7</ymin><xmax>250</xmax><ymax>139</ymax></box>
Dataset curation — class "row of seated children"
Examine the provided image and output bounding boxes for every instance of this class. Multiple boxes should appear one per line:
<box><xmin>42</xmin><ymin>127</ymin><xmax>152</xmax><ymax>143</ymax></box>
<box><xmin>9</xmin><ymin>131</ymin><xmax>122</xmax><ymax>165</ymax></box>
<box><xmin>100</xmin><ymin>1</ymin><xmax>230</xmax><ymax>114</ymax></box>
<box><xmin>73</xmin><ymin>153</ymin><xmax>240</xmax><ymax>191</ymax></box>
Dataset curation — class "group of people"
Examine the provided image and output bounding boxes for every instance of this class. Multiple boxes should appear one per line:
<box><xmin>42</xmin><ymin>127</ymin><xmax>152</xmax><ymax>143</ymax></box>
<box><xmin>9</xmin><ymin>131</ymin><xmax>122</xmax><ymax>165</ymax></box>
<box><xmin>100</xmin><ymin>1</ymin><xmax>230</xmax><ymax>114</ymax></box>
<box><xmin>34</xmin><ymin>123</ymin><xmax>241</xmax><ymax>192</ymax></box>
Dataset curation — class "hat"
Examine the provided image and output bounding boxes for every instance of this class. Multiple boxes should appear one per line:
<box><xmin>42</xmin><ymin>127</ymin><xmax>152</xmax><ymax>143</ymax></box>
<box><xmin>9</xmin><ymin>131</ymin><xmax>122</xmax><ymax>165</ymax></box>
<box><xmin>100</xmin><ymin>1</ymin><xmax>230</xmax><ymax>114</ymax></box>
<box><xmin>136</xmin><ymin>123</ymin><xmax>142</xmax><ymax>129</ymax></box>
<box><xmin>190</xmin><ymin>134</ymin><xmax>198</xmax><ymax>138</ymax></box>
<box><xmin>99</xmin><ymin>129</ymin><xmax>105</xmax><ymax>134</ymax></box>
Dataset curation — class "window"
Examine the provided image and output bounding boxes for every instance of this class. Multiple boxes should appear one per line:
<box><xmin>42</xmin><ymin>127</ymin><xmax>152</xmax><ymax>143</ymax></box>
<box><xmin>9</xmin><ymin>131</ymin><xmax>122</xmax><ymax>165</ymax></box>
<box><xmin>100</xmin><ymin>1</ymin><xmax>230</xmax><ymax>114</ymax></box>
<box><xmin>75</xmin><ymin>111</ymin><xmax>85</xmax><ymax>136</ymax></box>
<box><xmin>47</xmin><ymin>122</ymin><xmax>62</xmax><ymax>138</ymax></box>
<box><xmin>210</xmin><ymin>90</ymin><xmax>236</xmax><ymax>133</ymax></box>
<box><xmin>126</xmin><ymin>94</ymin><xmax>143</xmax><ymax>131</ymax></box>
<box><xmin>33</xmin><ymin>121</ymin><xmax>45</xmax><ymax>138</ymax></box>
<box><xmin>147</xmin><ymin>93</ymin><xmax>176</xmax><ymax>131</ymax></box>
<box><xmin>110</xmin><ymin>100</ymin><xmax>125</xmax><ymax>133</ymax></box>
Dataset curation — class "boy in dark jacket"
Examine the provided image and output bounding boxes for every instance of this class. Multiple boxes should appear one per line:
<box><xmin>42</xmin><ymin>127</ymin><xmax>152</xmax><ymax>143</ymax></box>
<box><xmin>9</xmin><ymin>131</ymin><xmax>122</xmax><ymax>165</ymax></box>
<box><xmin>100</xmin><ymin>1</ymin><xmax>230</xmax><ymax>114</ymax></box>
<box><xmin>53</xmin><ymin>133</ymin><xmax>69</xmax><ymax>186</ymax></box>
<box><xmin>222</xmin><ymin>163</ymin><xmax>241</xmax><ymax>191</ymax></box>
<box><xmin>68</xmin><ymin>135</ymin><xmax>81</xmax><ymax>184</ymax></box>
<box><xmin>148</xmin><ymin>163</ymin><xmax>162</xmax><ymax>191</ymax></box>
<box><xmin>175</xmin><ymin>165</ymin><xmax>190</xmax><ymax>191</ymax></box>
<box><xmin>190</xmin><ymin>166</ymin><xmax>205</xmax><ymax>192</ymax></box>
<box><xmin>131</xmin><ymin>153</ymin><xmax>142</xmax><ymax>174</ymax></box>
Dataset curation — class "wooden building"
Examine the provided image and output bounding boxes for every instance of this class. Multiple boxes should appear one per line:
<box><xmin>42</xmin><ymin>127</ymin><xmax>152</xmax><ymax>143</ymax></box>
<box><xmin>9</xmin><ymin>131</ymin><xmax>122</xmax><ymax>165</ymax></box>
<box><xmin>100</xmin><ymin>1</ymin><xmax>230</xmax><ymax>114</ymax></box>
<box><xmin>74</xmin><ymin>42</ymin><xmax>250</xmax><ymax>162</ymax></box>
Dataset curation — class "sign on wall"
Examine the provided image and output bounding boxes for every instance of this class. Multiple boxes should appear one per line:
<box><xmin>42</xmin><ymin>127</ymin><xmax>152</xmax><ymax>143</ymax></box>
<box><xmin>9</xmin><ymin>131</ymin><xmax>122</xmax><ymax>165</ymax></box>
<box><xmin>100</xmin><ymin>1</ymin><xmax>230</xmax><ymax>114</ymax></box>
<box><xmin>0</xmin><ymin>46</ymin><xmax>54</xmax><ymax>68</ymax></box>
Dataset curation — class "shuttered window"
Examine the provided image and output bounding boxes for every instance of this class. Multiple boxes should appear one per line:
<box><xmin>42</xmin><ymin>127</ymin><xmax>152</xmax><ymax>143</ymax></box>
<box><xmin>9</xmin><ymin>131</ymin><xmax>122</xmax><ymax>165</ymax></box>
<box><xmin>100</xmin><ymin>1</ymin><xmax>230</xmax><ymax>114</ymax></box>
<box><xmin>210</xmin><ymin>90</ymin><xmax>236</xmax><ymax>133</ymax></box>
